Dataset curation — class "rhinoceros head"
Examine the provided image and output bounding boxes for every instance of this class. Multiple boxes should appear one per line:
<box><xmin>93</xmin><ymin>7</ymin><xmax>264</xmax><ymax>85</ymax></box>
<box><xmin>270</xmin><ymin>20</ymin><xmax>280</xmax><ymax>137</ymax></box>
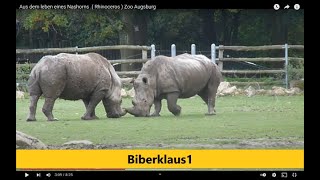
<box><xmin>126</xmin><ymin>74</ymin><xmax>155</xmax><ymax>117</ymax></box>
<box><xmin>103</xmin><ymin>83</ymin><xmax>127</xmax><ymax>118</ymax></box>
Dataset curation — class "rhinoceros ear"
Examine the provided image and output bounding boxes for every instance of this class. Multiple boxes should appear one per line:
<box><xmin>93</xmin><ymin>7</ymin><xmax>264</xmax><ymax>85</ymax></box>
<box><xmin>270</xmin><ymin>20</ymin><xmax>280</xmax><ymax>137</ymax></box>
<box><xmin>142</xmin><ymin>77</ymin><xmax>148</xmax><ymax>84</ymax></box>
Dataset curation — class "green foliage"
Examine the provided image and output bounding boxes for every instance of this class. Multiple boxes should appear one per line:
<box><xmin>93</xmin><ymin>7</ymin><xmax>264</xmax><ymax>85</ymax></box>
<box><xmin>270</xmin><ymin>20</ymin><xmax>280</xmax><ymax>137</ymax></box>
<box><xmin>74</xmin><ymin>11</ymin><xmax>123</xmax><ymax>46</ymax></box>
<box><xmin>148</xmin><ymin>9</ymin><xmax>201</xmax><ymax>47</ymax></box>
<box><xmin>16</xmin><ymin>9</ymin><xmax>304</xmax><ymax>48</ymax></box>
<box><xmin>237</xmin><ymin>10</ymin><xmax>271</xmax><ymax>46</ymax></box>
<box><xmin>16</xmin><ymin>63</ymin><xmax>32</xmax><ymax>92</ymax></box>
<box><xmin>23</xmin><ymin>10</ymin><xmax>68</xmax><ymax>32</ymax></box>
<box><xmin>16</xmin><ymin>63</ymin><xmax>32</xmax><ymax>83</ymax></box>
<box><xmin>287</xmin><ymin>10</ymin><xmax>304</xmax><ymax>45</ymax></box>
<box><xmin>287</xmin><ymin>59</ymin><xmax>304</xmax><ymax>81</ymax></box>
<box><xmin>17</xmin><ymin>10</ymin><xmax>123</xmax><ymax>47</ymax></box>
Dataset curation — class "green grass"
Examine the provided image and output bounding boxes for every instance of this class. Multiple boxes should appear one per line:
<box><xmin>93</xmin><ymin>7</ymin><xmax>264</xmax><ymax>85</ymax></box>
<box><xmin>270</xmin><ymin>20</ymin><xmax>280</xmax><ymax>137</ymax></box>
<box><xmin>16</xmin><ymin>95</ymin><xmax>304</xmax><ymax>149</ymax></box>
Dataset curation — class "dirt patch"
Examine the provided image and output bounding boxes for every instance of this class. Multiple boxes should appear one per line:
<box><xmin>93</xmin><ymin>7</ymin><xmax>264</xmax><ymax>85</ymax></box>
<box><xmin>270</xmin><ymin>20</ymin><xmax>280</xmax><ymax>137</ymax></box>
<box><xmin>47</xmin><ymin>138</ymin><xmax>304</xmax><ymax>149</ymax></box>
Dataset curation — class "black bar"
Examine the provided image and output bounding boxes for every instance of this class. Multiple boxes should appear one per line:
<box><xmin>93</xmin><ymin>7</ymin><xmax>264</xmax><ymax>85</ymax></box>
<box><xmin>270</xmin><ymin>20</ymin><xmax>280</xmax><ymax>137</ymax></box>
<box><xmin>16</xmin><ymin>0</ymin><xmax>305</xmax><ymax>9</ymax></box>
<box><xmin>17</xmin><ymin>170</ymin><xmax>304</xmax><ymax>179</ymax></box>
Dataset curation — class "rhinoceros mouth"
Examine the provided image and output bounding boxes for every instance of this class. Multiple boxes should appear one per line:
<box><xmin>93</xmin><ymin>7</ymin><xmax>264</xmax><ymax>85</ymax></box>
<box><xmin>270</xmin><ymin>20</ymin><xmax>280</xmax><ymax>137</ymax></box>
<box><xmin>107</xmin><ymin>109</ymin><xmax>127</xmax><ymax>118</ymax></box>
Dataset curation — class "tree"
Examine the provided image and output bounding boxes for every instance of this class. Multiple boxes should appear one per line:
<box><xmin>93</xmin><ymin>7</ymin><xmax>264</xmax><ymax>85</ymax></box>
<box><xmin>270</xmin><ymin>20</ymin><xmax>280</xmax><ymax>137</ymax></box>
<box><xmin>118</xmin><ymin>11</ymin><xmax>149</xmax><ymax>71</ymax></box>
<box><xmin>16</xmin><ymin>10</ymin><xmax>123</xmax><ymax>48</ymax></box>
<box><xmin>199</xmin><ymin>9</ymin><xmax>217</xmax><ymax>48</ymax></box>
<box><xmin>16</xmin><ymin>9</ymin><xmax>304</xmax><ymax>57</ymax></box>
<box><xmin>21</xmin><ymin>10</ymin><xmax>68</xmax><ymax>48</ymax></box>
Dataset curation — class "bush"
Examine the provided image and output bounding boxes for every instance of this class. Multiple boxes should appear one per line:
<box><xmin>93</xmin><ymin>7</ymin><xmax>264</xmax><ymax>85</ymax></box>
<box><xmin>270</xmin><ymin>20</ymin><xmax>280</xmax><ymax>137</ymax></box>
<box><xmin>286</xmin><ymin>59</ymin><xmax>304</xmax><ymax>90</ymax></box>
<box><xmin>16</xmin><ymin>63</ymin><xmax>32</xmax><ymax>80</ymax></box>
<box><xmin>287</xmin><ymin>59</ymin><xmax>304</xmax><ymax>81</ymax></box>
<box><xmin>16</xmin><ymin>63</ymin><xmax>33</xmax><ymax>92</ymax></box>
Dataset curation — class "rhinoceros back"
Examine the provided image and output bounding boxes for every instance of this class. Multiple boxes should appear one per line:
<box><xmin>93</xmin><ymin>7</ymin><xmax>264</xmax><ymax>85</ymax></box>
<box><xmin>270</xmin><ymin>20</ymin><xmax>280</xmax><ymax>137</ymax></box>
<box><xmin>142</xmin><ymin>53</ymin><xmax>216</xmax><ymax>98</ymax></box>
<box><xmin>28</xmin><ymin>53</ymin><xmax>114</xmax><ymax>100</ymax></box>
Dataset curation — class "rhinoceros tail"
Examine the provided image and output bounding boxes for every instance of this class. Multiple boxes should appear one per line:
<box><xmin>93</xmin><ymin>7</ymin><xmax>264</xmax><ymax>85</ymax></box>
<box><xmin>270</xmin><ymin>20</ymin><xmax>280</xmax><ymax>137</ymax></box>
<box><xmin>108</xmin><ymin>63</ymin><xmax>122</xmax><ymax>88</ymax></box>
<box><xmin>28</xmin><ymin>68</ymin><xmax>37</xmax><ymax>86</ymax></box>
<box><xmin>211</xmin><ymin>62</ymin><xmax>223</xmax><ymax>85</ymax></box>
<box><xmin>27</xmin><ymin>65</ymin><xmax>41</xmax><ymax>95</ymax></box>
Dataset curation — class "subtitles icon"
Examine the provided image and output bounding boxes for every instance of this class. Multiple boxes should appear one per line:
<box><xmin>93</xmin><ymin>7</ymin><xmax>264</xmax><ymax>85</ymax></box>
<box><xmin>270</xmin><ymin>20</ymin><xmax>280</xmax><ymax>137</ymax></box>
<box><xmin>274</xmin><ymin>4</ymin><xmax>280</xmax><ymax>10</ymax></box>
<box><xmin>294</xmin><ymin>4</ymin><xmax>300</xmax><ymax>10</ymax></box>
<box><xmin>284</xmin><ymin>5</ymin><xmax>290</xmax><ymax>9</ymax></box>
<box><xmin>281</xmin><ymin>172</ymin><xmax>287</xmax><ymax>178</ymax></box>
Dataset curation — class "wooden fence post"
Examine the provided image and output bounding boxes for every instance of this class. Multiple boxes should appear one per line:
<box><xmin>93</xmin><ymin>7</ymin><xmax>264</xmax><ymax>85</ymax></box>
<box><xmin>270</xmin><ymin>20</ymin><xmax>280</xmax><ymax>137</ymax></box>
<box><xmin>284</xmin><ymin>43</ymin><xmax>288</xmax><ymax>89</ymax></box>
<box><xmin>218</xmin><ymin>45</ymin><xmax>224</xmax><ymax>71</ymax></box>
<box><xmin>151</xmin><ymin>44</ymin><xmax>155</xmax><ymax>60</ymax></box>
<box><xmin>142</xmin><ymin>49</ymin><xmax>147</xmax><ymax>66</ymax></box>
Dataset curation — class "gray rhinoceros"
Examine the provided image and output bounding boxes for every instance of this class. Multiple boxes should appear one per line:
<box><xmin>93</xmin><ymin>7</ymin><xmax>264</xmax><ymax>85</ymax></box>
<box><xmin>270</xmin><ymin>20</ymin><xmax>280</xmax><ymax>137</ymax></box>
<box><xmin>27</xmin><ymin>53</ymin><xmax>126</xmax><ymax>121</ymax></box>
<box><xmin>125</xmin><ymin>53</ymin><xmax>222</xmax><ymax>117</ymax></box>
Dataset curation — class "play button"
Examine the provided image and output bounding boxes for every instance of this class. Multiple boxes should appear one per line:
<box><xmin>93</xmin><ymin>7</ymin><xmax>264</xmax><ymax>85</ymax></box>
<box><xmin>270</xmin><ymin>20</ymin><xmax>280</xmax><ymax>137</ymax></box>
<box><xmin>25</xmin><ymin>173</ymin><xmax>29</xmax><ymax>177</ymax></box>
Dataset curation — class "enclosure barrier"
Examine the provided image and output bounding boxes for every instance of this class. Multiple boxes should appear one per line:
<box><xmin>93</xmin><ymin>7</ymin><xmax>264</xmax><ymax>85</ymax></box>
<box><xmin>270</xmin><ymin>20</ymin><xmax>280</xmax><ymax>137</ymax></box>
<box><xmin>215</xmin><ymin>44</ymin><xmax>304</xmax><ymax>88</ymax></box>
<box><xmin>16</xmin><ymin>45</ymin><xmax>151</xmax><ymax>77</ymax></box>
<box><xmin>16</xmin><ymin>44</ymin><xmax>304</xmax><ymax>89</ymax></box>
<box><xmin>168</xmin><ymin>44</ymin><xmax>303</xmax><ymax>88</ymax></box>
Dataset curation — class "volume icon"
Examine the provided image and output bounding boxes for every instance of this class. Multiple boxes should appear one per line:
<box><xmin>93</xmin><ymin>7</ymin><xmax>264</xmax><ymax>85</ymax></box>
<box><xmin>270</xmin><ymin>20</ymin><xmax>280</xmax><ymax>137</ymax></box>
<box><xmin>260</xmin><ymin>173</ymin><xmax>266</xmax><ymax>177</ymax></box>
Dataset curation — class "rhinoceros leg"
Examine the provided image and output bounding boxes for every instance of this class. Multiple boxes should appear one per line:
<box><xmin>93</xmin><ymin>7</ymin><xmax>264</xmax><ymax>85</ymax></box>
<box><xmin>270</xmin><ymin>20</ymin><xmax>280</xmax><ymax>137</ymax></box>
<box><xmin>81</xmin><ymin>91</ymin><xmax>104</xmax><ymax>120</ymax></box>
<box><xmin>208</xmin><ymin>87</ymin><xmax>218</xmax><ymax>115</ymax></box>
<box><xmin>82</xmin><ymin>99</ymin><xmax>98</xmax><ymax>119</ymax></box>
<box><xmin>42</xmin><ymin>97</ymin><xmax>58</xmax><ymax>121</ymax></box>
<box><xmin>198</xmin><ymin>90</ymin><xmax>210</xmax><ymax>114</ymax></box>
<box><xmin>200</xmin><ymin>75</ymin><xmax>219</xmax><ymax>116</ymax></box>
<box><xmin>198</xmin><ymin>89</ymin><xmax>216</xmax><ymax>116</ymax></box>
<box><xmin>166</xmin><ymin>92</ymin><xmax>181</xmax><ymax>116</ymax></box>
<box><xmin>27</xmin><ymin>95</ymin><xmax>40</xmax><ymax>121</ymax></box>
<box><xmin>151</xmin><ymin>99</ymin><xmax>162</xmax><ymax>117</ymax></box>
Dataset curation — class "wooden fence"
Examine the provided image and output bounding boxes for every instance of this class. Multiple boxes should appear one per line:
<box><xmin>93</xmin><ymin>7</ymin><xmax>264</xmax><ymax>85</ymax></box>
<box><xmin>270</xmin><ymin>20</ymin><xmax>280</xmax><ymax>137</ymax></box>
<box><xmin>215</xmin><ymin>44</ymin><xmax>304</xmax><ymax>88</ymax></box>
<box><xmin>216</xmin><ymin>45</ymin><xmax>304</xmax><ymax>73</ymax></box>
<box><xmin>16</xmin><ymin>44</ymin><xmax>304</xmax><ymax>89</ymax></box>
<box><xmin>16</xmin><ymin>45</ymin><xmax>151</xmax><ymax>79</ymax></box>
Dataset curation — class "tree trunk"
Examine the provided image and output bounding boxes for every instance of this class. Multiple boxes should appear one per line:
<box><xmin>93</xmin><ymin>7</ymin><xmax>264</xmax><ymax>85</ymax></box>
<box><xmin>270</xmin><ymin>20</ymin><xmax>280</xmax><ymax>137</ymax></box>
<box><xmin>28</xmin><ymin>29</ymin><xmax>33</xmax><ymax>48</ymax></box>
<box><xmin>119</xmin><ymin>11</ymin><xmax>136</xmax><ymax>72</ymax></box>
<box><xmin>199</xmin><ymin>10</ymin><xmax>216</xmax><ymax>49</ymax></box>
<box><xmin>230</xmin><ymin>11</ymin><xmax>241</xmax><ymax>45</ymax></box>
<box><xmin>132</xmin><ymin>13</ymin><xmax>148</xmax><ymax>70</ymax></box>
<box><xmin>271</xmin><ymin>11</ymin><xmax>288</xmax><ymax>57</ymax></box>
<box><xmin>52</xmin><ymin>30</ymin><xmax>57</xmax><ymax>48</ymax></box>
<box><xmin>221</xmin><ymin>10</ymin><xmax>228</xmax><ymax>45</ymax></box>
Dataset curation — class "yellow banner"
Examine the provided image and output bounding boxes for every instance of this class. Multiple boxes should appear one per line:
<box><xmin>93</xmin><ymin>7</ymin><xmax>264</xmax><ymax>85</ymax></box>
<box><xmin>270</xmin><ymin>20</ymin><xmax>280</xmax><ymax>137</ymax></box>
<box><xmin>16</xmin><ymin>150</ymin><xmax>304</xmax><ymax>169</ymax></box>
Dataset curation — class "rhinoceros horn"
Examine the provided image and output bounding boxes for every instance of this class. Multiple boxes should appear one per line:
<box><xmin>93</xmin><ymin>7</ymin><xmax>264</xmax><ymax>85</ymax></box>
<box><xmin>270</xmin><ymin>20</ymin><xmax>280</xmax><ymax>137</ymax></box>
<box><xmin>125</xmin><ymin>107</ymin><xmax>139</xmax><ymax>116</ymax></box>
<box><xmin>120</xmin><ymin>108</ymin><xmax>127</xmax><ymax>116</ymax></box>
<box><xmin>125</xmin><ymin>106</ymin><xmax>150</xmax><ymax>117</ymax></box>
